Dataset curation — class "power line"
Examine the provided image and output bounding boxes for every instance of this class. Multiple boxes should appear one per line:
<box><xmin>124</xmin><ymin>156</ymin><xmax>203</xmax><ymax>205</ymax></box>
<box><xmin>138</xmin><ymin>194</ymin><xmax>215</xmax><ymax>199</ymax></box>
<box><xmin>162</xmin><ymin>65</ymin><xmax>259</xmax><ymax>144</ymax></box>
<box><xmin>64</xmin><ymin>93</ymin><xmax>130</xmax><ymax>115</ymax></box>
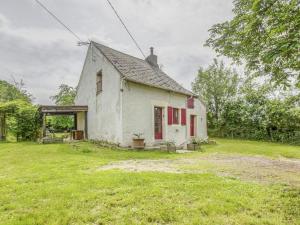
<box><xmin>34</xmin><ymin>0</ymin><xmax>83</xmax><ymax>42</ymax></box>
<box><xmin>105</xmin><ymin>0</ymin><xmax>146</xmax><ymax>58</ymax></box>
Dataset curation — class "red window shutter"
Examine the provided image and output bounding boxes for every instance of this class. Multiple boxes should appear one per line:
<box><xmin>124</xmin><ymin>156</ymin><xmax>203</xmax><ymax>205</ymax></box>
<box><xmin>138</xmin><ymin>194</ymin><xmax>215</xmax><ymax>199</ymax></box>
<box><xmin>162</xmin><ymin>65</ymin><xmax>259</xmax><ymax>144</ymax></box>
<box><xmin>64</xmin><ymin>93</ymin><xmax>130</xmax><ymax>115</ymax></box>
<box><xmin>181</xmin><ymin>108</ymin><xmax>186</xmax><ymax>125</ymax></box>
<box><xmin>168</xmin><ymin>107</ymin><xmax>173</xmax><ymax>125</ymax></box>
<box><xmin>187</xmin><ymin>97</ymin><xmax>194</xmax><ymax>109</ymax></box>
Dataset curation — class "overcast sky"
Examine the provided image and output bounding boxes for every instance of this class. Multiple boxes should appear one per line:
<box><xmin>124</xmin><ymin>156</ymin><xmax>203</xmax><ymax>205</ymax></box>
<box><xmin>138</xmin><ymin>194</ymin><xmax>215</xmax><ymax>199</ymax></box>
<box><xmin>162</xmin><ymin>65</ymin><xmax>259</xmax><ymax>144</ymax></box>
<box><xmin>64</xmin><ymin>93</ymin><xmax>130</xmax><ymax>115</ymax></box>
<box><xmin>0</xmin><ymin>0</ymin><xmax>234</xmax><ymax>104</ymax></box>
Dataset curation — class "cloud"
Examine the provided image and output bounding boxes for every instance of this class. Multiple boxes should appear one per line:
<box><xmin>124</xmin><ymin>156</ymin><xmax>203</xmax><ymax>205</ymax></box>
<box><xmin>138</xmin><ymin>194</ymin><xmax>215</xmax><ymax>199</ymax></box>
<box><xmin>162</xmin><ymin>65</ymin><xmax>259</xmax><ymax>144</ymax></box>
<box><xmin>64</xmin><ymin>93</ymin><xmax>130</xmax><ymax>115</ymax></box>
<box><xmin>0</xmin><ymin>0</ymin><xmax>234</xmax><ymax>104</ymax></box>
<box><xmin>0</xmin><ymin>14</ymin><xmax>9</xmax><ymax>29</ymax></box>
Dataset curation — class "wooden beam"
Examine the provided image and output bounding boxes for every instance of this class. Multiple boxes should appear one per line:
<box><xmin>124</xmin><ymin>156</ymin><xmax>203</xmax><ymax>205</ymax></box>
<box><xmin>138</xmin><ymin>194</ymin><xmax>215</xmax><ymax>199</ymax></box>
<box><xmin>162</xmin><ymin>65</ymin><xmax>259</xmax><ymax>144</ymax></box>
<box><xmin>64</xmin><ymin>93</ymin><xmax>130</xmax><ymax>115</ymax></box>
<box><xmin>39</xmin><ymin>105</ymin><xmax>88</xmax><ymax>114</ymax></box>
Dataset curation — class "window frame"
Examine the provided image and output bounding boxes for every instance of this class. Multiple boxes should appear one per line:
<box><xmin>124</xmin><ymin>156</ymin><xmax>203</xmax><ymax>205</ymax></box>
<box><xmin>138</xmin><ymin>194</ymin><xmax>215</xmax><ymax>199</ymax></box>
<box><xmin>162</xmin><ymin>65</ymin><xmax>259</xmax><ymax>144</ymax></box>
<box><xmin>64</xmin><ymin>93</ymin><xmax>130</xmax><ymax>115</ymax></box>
<box><xmin>172</xmin><ymin>108</ymin><xmax>179</xmax><ymax>125</ymax></box>
<box><xmin>96</xmin><ymin>71</ymin><xmax>102</xmax><ymax>95</ymax></box>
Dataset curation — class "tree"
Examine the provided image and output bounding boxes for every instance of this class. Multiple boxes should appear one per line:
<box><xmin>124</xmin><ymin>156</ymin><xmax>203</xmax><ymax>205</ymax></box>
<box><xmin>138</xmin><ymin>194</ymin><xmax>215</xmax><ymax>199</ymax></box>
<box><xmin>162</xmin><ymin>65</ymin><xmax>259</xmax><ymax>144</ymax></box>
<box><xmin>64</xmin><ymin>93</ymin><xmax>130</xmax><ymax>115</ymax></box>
<box><xmin>192</xmin><ymin>59</ymin><xmax>239</xmax><ymax>128</ymax></box>
<box><xmin>0</xmin><ymin>80</ymin><xmax>32</xmax><ymax>103</ymax></box>
<box><xmin>0</xmin><ymin>79</ymin><xmax>34</xmax><ymax>141</ymax></box>
<box><xmin>209</xmin><ymin>80</ymin><xmax>300</xmax><ymax>144</ymax></box>
<box><xmin>206</xmin><ymin>0</ymin><xmax>300</xmax><ymax>87</ymax></box>
<box><xmin>50</xmin><ymin>84</ymin><xmax>76</xmax><ymax>106</ymax></box>
<box><xmin>0</xmin><ymin>100</ymin><xmax>40</xmax><ymax>141</ymax></box>
<box><xmin>49</xmin><ymin>84</ymin><xmax>77</xmax><ymax>132</ymax></box>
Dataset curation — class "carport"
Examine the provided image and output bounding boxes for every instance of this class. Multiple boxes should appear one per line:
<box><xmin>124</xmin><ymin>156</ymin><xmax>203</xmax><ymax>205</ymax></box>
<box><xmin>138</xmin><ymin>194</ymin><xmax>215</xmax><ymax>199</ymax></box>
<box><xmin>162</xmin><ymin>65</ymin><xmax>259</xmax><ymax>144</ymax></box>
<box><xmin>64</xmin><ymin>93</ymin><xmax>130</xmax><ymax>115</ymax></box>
<box><xmin>39</xmin><ymin>105</ymin><xmax>88</xmax><ymax>140</ymax></box>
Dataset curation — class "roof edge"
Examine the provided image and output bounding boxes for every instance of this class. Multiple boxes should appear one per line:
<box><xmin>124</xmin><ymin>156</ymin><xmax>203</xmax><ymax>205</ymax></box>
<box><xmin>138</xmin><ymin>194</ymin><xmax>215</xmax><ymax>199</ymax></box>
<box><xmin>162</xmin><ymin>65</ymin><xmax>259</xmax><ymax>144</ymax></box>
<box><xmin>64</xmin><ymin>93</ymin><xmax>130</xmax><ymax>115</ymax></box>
<box><xmin>91</xmin><ymin>41</ymin><xmax>197</xmax><ymax>97</ymax></box>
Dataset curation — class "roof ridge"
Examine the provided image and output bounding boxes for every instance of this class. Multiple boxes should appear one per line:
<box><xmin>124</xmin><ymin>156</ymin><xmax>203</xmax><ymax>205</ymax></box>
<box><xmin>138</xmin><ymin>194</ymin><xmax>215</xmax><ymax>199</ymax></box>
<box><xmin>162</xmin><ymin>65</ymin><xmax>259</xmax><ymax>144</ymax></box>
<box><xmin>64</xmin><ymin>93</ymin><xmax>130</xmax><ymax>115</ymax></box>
<box><xmin>91</xmin><ymin>41</ymin><xmax>147</xmax><ymax>63</ymax></box>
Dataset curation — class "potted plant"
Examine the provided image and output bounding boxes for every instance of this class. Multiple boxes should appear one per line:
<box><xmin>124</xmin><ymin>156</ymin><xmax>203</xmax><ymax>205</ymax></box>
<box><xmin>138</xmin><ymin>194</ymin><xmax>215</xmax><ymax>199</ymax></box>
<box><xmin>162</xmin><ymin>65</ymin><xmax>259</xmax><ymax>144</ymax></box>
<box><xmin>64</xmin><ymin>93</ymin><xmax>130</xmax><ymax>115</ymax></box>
<box><xmin>187</xmin><ymin>138</ymin><xmax>201</xmax><ymax>151</ymax></box>
<box><xmin>160</xmin><ymin>141</ymin><xmax>176</xmax><ymax>152</ymax></box>
<box><xmin>132</xmin><ymin>133</ymin><xmax>145</xmax><ymax>149</ymax></box>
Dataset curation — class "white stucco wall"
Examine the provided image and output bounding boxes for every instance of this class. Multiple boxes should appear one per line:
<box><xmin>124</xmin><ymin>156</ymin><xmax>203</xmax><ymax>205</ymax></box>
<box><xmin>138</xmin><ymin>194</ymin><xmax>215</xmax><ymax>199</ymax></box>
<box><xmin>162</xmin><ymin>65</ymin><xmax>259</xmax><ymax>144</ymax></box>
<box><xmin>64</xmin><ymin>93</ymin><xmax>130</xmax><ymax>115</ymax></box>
<box><xmin>75</xmin><ymin>43</ymin><xmax>207</xmax><ymax>147</ymax></box>
<box><xmin>75</xmin><ymin>44</ymin><xmax>123</xmax><ymax>143</ymax></box>
<box><xmin>121</xmin><ymin>81</ymin><xmax>207</xmax><ymax>147</ymax></box>
<box><xmin>76</xmin><ymin>112</ymin><xmax>85</xmax><ymax>131</ymax></box>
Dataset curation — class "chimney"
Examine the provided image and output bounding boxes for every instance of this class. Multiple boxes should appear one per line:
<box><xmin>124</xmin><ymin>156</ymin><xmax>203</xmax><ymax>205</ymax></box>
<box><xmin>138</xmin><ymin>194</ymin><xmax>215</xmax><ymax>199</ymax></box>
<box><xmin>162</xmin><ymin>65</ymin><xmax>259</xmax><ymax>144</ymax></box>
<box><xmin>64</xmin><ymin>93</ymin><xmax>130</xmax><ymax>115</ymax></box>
<box><xmin>146</xmin><ymin>47</ymin><xmax>158</xmax><ymax>68</ymax></box>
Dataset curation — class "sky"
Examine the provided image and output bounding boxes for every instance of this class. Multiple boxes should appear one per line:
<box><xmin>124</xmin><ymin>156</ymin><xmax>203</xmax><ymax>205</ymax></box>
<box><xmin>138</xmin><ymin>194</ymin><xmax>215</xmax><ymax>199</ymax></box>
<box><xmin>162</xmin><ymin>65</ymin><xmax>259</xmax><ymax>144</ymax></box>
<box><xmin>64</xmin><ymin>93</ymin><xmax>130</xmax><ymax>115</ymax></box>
<box><xmin>0</xmin><ymin>0</ymin><xmax>234</xmax><ymax>104</ymax></box>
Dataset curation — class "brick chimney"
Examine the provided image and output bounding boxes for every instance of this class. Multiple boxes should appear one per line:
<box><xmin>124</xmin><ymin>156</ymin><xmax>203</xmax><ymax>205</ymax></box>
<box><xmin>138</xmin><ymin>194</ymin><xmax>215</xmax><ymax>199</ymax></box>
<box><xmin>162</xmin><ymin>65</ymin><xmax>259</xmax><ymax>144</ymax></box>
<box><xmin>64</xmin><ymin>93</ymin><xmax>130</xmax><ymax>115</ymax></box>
<box><xmin>146</xmin><ymin>47</ymin><xmax>158</xmax><ymax>68</ymax></box>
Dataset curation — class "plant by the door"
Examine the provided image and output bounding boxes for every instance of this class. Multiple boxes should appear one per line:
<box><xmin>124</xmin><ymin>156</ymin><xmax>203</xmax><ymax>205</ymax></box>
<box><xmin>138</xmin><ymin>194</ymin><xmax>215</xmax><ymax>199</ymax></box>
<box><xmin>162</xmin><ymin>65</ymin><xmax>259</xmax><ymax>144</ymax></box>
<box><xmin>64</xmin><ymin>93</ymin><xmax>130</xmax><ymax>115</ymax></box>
<box><xmin>132</xmin><ymin>133</ymin><xmax>145</xmax><ymax>149</ymax></box>
<box><xmin>160</xmin><ymin>141</ymin><xmax>176</xmax><ymax>152</ymax></box>
<box><xmin>187</xmin><ymin>138</ymin><xmax>201</xmax><ymax>151</ymax></box>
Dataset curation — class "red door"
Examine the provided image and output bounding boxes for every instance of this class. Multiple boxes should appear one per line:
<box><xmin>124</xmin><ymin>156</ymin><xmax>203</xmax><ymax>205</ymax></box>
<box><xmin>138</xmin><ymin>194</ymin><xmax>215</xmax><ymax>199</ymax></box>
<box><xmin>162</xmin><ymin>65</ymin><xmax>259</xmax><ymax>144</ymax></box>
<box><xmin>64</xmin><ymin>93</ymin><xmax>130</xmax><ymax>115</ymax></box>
<box><xmin>190</xmin><ymin>115</ymin><xmax>196</xmax><ymax>137</ymax></box>
<box><xmin>154</xmin><ymin>107</ymin><xmax>163</xmax><ymax>140</ymax></box>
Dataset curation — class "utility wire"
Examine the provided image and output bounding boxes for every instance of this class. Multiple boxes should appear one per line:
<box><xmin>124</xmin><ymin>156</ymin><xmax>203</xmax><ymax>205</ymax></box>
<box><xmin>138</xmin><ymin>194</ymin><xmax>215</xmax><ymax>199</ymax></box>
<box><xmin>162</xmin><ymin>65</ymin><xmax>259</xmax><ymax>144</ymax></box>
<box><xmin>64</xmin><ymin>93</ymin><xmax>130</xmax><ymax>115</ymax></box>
<box><xmin>34</xmin><ymin>0</ymin><xmax>83</xmax><ymax>42</ymax></box>
<box><xmin>105</xmin><ymin>0</ymin><xmax>146</xmax><ymax>58</ymax></box>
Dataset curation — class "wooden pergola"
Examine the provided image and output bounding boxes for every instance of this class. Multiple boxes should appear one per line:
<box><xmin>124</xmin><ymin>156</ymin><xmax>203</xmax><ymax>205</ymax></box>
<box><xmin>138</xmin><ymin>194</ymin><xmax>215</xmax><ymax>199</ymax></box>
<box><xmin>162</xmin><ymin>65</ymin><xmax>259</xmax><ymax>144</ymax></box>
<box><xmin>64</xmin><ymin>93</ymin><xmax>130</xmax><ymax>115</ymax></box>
<box><xmin>39</xmin><ymin>105</ymin><xmax>88</xmax><ymax>139</ymax></box>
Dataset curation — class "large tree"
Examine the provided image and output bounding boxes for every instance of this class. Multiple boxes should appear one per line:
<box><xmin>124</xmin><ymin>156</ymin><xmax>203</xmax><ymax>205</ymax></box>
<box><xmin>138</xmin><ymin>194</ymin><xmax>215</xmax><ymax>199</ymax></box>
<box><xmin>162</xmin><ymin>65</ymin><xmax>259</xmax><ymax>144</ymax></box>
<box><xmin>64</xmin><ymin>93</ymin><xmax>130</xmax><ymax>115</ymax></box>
<box><xmin>0</xmin><ymin>80</ymin><xmax>32</xmax><ymax>103</ymax></box>
<box><xmin>206</xmin><ymin>0</ymin><xmax>300</xmax><ymax>87</ymax></box>
<box><xmin>49</xmin><ymin>84</ymin><xmax>77</xmax><ymax>132</ymax></box>
<box><xmin>50</xmin><ymin>84</ymin><xmax>76</xmax><ymax>106</ymax></box>
<box><xmin>192</xmin><ymin>59</ymin><xmax>239</xmax><ymax>128</ymax></box>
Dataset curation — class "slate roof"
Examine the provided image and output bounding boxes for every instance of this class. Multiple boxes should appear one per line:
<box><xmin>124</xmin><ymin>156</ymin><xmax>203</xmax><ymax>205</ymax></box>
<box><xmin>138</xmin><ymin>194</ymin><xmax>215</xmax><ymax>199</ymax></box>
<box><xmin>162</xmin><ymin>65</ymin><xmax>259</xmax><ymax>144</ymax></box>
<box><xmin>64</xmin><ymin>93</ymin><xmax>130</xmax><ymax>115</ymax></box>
<box><xmin>92</xmin><ymin>42</ymin><xmax>194</xmax><ymax>96</ymax></box>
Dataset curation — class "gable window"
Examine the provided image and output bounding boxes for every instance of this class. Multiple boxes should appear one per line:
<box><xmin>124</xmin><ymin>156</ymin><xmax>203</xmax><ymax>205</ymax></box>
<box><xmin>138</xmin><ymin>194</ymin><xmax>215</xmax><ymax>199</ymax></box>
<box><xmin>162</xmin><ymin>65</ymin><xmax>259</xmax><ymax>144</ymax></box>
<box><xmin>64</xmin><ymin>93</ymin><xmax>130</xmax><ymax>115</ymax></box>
<box><xmin>173</xmin><ymin>108</ymin><xmax>179</xmax><ymax>124</ymax></box>
<box><xmin>96</xmin><ymin>71</ymin><xmax>102</xmax><ymax>94</ymax></box>
<box><xmin>187</xmin><ymin>97</ymin><xmax>194</xmax><ymax>109</ymax></box>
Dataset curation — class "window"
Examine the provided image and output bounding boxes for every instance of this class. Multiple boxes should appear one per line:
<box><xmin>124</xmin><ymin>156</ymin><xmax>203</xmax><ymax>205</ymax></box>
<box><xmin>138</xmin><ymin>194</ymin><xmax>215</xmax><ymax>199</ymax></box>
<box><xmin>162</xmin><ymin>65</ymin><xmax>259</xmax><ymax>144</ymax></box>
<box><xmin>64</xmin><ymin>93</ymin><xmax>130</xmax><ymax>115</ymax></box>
<box><xmin>181</xmin><ymin>108</ymin><xmax>186</xmax><ymax>125</ymax></box>
<box><xmin>173</xmin><ymin>108</ymin><xmax>179</xmax><ymax>124</ymax></box>
<box><xmin>187</xmin><ymin>97</ymin><xmax>194</xmax><ymax>109</ymax></box>
<box><xmin>168</xmin><ymin>107</ymin><xmax>173</xmax><ymax>125</ymax></box>
<box><xmin>96</xmin><ymin>71</ymin><xmax>102</xmax><ymax>94</ymax></box>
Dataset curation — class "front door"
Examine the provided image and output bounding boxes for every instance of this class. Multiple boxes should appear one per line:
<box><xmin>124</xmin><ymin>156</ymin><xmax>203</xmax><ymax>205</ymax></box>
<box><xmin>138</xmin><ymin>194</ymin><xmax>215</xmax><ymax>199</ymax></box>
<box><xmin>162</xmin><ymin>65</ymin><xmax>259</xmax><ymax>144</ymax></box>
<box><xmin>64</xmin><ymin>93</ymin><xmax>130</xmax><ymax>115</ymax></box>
<box><xmin>190</xmin><ymin>115</ymin><xmax>196</xmax><ymax>137</ymax></box>
<box><xmin>154</xmin><ymin>107</ymin><xmax>163</xmax><ymax>140</ymax></box>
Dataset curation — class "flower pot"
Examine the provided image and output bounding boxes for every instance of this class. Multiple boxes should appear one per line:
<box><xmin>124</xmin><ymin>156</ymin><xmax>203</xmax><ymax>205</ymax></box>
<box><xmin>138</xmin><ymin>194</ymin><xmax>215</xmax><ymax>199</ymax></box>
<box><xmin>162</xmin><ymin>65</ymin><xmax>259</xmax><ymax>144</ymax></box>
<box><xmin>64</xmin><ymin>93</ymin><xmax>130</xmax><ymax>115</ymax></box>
<box><xmin>187</xmin><ymin>143</ymin><xmax>200</xmax><ymax>151</ymax></box>
<box><xmin>167</xmin><ymin>145</ymin><xmax>176</xmax><ymax>152</ymax></box>
<box><xmin>132</xmin><ymin>138</ymin><xmax>145</xmax><ymax>149</ymax></box>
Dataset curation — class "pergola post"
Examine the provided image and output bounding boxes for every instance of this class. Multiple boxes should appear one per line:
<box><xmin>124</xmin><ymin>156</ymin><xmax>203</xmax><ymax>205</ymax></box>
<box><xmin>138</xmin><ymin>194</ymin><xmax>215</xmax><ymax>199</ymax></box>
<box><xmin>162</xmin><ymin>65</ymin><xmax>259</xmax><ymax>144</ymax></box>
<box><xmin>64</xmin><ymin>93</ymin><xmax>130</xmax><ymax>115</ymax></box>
<box><xmin>42</xmin><ymin>113</ymin><xmax>46</xmax><ymax>138</ymax></box>
<box><xmin>74</xmin><ymin>113</ymin><xmax>77</xmax><ymax>130</ymax></box>
<box><xmin>0</xmin><ymin>113</ymin><xmax>6</xmax><ymax>141</ymax></box>
<box><xmin>84</xmin><ymin>111</ymin><xmax>88</xmax><ymax>139</ymax></box>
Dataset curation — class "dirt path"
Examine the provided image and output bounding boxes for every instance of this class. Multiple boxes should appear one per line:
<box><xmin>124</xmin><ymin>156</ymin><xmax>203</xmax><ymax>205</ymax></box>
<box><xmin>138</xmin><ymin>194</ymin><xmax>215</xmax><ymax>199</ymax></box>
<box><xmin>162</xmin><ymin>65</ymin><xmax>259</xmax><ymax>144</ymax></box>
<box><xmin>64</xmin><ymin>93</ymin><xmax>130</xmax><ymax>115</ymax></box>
<box><xmin>99</xmin><ymin>154</ymin><xmax>300</xmax><ymax>186</ymax></box>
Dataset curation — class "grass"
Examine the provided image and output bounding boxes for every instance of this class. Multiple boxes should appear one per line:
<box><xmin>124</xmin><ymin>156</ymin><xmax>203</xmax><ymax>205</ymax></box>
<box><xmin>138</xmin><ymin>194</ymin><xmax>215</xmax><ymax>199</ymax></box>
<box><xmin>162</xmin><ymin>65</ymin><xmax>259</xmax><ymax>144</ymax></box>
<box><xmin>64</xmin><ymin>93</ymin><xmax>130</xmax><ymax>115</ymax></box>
<box><xmin>0</xmin><ymin>140</ymin><xmax>299</xmax><ymax>224</ymax></box>
<box><xmin>201</xmin><ymin>138</ymin><xmax>300</xmax><ymax>159</ymax></box>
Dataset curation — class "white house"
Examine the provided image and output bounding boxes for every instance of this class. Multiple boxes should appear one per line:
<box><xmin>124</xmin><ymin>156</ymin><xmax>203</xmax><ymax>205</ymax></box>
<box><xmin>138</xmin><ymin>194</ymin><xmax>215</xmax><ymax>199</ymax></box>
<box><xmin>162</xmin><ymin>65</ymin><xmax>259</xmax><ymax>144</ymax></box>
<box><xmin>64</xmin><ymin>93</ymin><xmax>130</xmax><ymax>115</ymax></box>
<box><xmin>75</xmin><ymin>41</ymin><xmax>207</xmax><ymax>148</ymax></box>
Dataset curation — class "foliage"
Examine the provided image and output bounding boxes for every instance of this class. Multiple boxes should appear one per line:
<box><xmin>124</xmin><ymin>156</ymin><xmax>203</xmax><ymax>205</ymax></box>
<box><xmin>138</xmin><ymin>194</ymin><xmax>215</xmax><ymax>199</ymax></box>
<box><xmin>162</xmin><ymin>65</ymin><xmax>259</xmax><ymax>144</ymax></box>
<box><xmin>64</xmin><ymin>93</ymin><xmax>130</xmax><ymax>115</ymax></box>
<box><xmin>49</xmin><ymin>84</ymin><xmax>77</xmax><ymax>131</ymax></box>
<box><xmin>214</xmin><ymin>83</ymin><xmax>300</xmax><ymax>144</ymax></box>
<box><xmin>50</xmin><ymin>84</ymin><xmax>76</xmax><ymax>106</ymax></box>
<box><xmin>192</xmin><ymin>59</ymin><xmax>239</xmax><ymax>128</ymax></box>
<box><xmin>0</xmin><ymin>100</ymin><xmax>40</xmax><ymax>141</ymax></box>
<box><xmin>133</xmin><ymin>133</ymin><xmax>144</xmax><ymax>139</ymax></box>
<box><xmin>206</xmin><ymin>0</ymin><xmax>300</xmax><ymax>86</ymax></box>
<box><xmin>90</xmin><ymin>139</ymin><xmax>121</xmax><ymax>149</ymax></box>
<box><xmin>193</xmin><ymin>59</ymin><xmax>300</xmax><ymax>144</ymax></box>
<box><xmin>46</xmin><ymin>115</ymin><xmax>75</xmax><ymax>132</ymax></box>
<box><xmin>0</xmin><ymin>80</ymin><xmax>32</xmax><ymax>103</ymax></box>
<box><xmin>0</xmin><ymin>141</ymin><xmax>299</xmax><ymax>224</ymax></box>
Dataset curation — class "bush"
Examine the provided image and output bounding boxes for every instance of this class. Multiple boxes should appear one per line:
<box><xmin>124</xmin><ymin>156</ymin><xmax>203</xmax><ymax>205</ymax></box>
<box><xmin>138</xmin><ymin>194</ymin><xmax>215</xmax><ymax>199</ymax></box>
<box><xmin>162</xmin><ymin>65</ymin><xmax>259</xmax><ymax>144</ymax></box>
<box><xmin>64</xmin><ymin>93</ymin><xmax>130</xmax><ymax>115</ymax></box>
<box><xmin>0</xmin><ymin>100</ymin><xmax>40</xmax><ymax>141</ymax></box>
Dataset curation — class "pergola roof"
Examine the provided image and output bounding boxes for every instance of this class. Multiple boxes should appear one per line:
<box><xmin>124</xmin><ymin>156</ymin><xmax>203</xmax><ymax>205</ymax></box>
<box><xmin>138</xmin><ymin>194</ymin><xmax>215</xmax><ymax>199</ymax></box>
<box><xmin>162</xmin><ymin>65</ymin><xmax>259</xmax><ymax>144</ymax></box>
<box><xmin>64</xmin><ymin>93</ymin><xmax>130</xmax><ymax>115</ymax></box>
<box><xmin>39</xmin><ymin>105</ymin><xmax>88</xmax><ymax>115</ymax></box>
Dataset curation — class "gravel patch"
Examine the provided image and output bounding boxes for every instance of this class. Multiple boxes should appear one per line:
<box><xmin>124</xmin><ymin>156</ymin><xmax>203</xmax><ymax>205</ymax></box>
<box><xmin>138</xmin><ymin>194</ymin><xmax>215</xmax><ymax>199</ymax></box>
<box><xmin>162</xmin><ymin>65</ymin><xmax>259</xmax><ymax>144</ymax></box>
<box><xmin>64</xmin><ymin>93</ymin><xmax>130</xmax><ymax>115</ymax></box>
<box><xmin>98</xmin><ymin>154</ymin><xmax>300</xmax><ymax>186</ymax></box>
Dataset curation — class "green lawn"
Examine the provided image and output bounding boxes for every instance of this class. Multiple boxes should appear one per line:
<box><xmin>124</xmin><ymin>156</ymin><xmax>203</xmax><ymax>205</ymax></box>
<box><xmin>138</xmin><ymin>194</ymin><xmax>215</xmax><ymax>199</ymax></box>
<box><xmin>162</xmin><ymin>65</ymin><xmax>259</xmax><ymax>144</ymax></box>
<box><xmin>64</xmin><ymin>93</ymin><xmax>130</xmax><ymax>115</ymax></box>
<box><xmin>204</xmin><ymin>138</ymin><xmax>300</xmax><ymax>159</ymax></box>
<box><xmin>0</xmin><ymin>140</ymin><xmax>299</xmax><ymax>225</ymax></box>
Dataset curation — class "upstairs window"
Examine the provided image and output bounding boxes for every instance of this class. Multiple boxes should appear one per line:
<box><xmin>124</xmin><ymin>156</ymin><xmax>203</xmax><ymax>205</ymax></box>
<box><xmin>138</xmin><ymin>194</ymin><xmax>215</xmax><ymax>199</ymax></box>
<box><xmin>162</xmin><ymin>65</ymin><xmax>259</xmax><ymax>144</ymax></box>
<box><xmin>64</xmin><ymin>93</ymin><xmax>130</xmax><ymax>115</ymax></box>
<box><xmin>187</xmin><ymin>97</ymin><xmax>194</xmax><ymax>109</ymax></box>
<box><xmin>96</xmin><ymin>71</ymin><xmax>102</xmax><ymax>94</ymax></box>
<box><xmin>173</xmin><ymin>108</ymin><xmax>179</xmax><ymax>124</ymax></box>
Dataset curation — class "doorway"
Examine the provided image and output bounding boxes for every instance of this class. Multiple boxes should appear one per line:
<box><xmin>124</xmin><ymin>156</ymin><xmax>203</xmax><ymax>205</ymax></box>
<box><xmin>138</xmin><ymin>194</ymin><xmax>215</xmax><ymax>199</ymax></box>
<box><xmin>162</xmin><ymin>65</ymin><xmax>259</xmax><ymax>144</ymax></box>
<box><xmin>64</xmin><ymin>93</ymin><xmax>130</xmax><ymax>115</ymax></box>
<box><xmin>154</xmin><ymin>107</ymin><xmax>163</xmax><ymax>140</ymax></box>
<box><xmin>190</xmin><ymin>115</ymin><xmax>196</xmax><ymax>137</ymax></box>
